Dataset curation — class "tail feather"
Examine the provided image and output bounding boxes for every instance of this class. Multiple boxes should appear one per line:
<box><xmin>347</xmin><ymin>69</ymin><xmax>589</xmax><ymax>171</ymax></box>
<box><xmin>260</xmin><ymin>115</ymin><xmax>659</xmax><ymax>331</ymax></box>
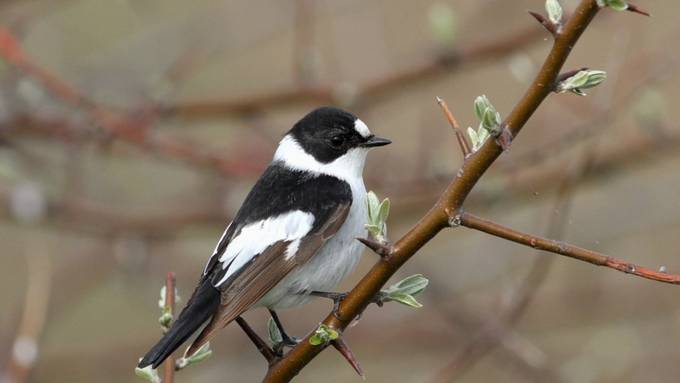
<box><xmin>138</xmin><ymin>278</ymin><xmax>220</xmax><ymax>369</ymax></box>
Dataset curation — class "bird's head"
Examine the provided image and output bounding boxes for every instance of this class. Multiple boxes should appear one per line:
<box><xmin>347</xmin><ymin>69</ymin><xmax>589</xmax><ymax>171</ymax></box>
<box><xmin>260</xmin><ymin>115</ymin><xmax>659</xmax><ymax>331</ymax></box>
<box><xmin>274</xmin><ymin>107</ymin><xmax>390</xmax><ymax>180</ymax></box>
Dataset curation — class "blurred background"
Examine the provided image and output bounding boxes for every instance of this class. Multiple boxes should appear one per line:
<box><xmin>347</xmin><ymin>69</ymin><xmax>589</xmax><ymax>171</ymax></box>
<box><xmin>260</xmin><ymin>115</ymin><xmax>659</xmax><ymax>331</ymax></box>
<box><xmin>0</xmin><ymin>0</ymin><xmax>678</xmax><ymax>382</ymax></box>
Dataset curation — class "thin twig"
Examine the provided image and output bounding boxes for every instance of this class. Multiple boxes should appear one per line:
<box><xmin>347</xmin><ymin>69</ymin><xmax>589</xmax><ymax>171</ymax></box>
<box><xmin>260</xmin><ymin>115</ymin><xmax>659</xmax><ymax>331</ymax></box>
<box><xmin>528</xmin><ymin>11</ymin><xmax>558</xmax><ymax>37</ymax></box>
<box><xmin>459</xmin><ymin>212</ymin><xmax>680</xmax><ymax>285</ymax></box>
<box><xmin>436</xmin><ymin>97</ymin><xmax>471</xmax><ymax>157</ymax></box>
<box><xmin>431</xmin><ymin>140</ymin><xmax>598</xmax><ymax>383</ymax></box>
<box><xmin>235</xmin><ymin>317</ymin><xmax>278</xmax><ymax>365</ymax></box>
<box><xmin>163</xmin><ymin>273</ymin><xmax>176</xmax><ymax>383</ymax></box>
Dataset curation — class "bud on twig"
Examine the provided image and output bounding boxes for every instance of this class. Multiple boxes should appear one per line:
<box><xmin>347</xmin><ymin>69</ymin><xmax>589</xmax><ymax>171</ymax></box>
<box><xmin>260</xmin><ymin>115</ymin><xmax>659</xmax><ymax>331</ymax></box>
<box><xmin>545</xmin><ymin>0</ymin><xmax>563</xmax><ymax>25</ymax></box>
<box><xmin>365</xmin><ymin>191</ymin><xmax>390</xmax><ymax>244</ymax></box>
<box><xmin>596</xmin><ymin>0</ymin><xmax>628</xmax><ymax>11</ymax></box>
<box><xmin>134</xmin><ymin>365</ymin><xmax>161</xmax><ymax>383</ymax></box>
<box><xmin>378</xmin><ymin>274</ymin><xmax>429</xmax><ymax>308</ymax></box>
<box><xmin>309</xmin><ymin>324</ymin><xmax>339</xmax><ymax>346</ymax></box>
<box><xmin>175</xmin><ymin>342</ymin><xmax>213</xmax><ymax>370</ymax></box>
<box><xmin>468</xmin><ymin>95</ymin><xmax>503</xmax><ymax>152</ymax></box>
<box><xmin>555</xmin><ymin>69</ymin><xmax>607</xmax><ymax>96</ymax></box>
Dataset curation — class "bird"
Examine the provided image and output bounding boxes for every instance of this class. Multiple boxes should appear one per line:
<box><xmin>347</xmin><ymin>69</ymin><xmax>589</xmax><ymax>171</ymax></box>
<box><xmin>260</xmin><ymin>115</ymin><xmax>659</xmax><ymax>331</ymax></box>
<box><xmin>138</xmin><ymin>106</ymin><xmax>391</xmax><ymax>369</ymax></box>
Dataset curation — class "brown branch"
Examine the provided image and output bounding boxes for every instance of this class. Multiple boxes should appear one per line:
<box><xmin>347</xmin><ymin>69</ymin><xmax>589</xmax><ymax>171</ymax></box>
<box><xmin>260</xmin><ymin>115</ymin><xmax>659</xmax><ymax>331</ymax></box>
<box><xmin>263</xmin><ymin>1</ymin><xmax>604</xmax><ymax>381</ymax></box>
<box><xmin>163</xmin><ymin>273</ymin><xmax>176</xmax><ymax>383</ymax></box>
<box><xmin>436</xmin><ymin>96</ymin><xmax>470</xmax><ymax>157</ymax></box>
<box><xmin>235</xmin><ymin>317</ymin><xmax>278</xmax><ymax>365</ymax></box>
<box><xmin>432</xmin><ymin>141</ymin><xmax>598</xmax><ymax>382</ymax></box>
<box><xmin>459</xmin><ymin>212</ymin><xmax>680</xmax><ymax>285</ymax></box>
<box><xmin>528</xmin><ymin>11</ymin><xmax>558</xmax><ymax>37</ymax></box>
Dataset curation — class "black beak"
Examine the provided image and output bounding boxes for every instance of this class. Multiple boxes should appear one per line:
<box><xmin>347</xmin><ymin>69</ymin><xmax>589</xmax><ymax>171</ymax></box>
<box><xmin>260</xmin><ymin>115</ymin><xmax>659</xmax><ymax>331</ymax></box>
<box><xmin>361</xmin><ymin>135</ymin><xmax>391</xmax><ymax>148</ymax></box>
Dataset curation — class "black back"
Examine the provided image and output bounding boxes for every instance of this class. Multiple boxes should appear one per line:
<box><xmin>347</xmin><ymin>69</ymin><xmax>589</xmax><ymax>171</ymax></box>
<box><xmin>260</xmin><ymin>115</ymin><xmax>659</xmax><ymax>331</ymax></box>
<box><xmin>288</xmin><ymin>106</ymin><xmax>367</xmax><ymax>163</ymax></box>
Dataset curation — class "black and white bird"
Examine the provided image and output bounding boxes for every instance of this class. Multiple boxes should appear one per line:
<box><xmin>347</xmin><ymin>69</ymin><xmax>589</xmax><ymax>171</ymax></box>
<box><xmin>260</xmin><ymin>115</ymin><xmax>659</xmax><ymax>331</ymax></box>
<box><xmin>138</xmin><ymin>106</ymin><xmax>390</xmax><ymax>369</ymax></box>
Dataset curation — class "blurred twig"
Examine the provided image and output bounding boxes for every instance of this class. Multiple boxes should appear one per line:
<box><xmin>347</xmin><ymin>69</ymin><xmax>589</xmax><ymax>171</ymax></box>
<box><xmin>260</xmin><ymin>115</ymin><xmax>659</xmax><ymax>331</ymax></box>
<box><xmin>0</xmin><ymin>27</ymin><xmax>266</xmax><ymax>177</ymax></box>
<box><xmin>2</xmin><ymin>242</ymin><xmax>51</xmax><ymax>383</ymax></box>
<box><xmin>157</xmin><ymin>24</ymin><xmax>545</xmax><ymax>118</ymax></box>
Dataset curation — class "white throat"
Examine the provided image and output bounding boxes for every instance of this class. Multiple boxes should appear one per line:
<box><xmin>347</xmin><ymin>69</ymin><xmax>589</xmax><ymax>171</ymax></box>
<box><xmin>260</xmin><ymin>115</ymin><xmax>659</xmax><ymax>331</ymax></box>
<box><xmin>273</xmin><ymin>135</ymin><xmax>368</xmax><ymax>183</ymax></box>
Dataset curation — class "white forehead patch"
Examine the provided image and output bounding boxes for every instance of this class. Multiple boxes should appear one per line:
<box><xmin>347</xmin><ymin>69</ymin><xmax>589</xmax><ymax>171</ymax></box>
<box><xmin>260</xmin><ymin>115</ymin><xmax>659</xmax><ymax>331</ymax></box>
<box><xmin>354</xmin><ymin>119</ymin><xmax>371</xmax><ymax>138</ymax></box>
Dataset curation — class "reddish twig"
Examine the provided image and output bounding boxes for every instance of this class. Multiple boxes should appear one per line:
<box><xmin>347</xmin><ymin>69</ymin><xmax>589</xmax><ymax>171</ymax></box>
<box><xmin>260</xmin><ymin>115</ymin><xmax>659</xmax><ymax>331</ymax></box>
<box><xmin>235</xmin><ymin>317</ymin><xmax>278</xmax><ymax>365</ymax></box>
<box><xmin>0</xmin><ymin>26</ymin><xmax>266</xmax><ymax>177</ymax></box>
<box><xmin>436</xmin><ymin>97</ymin><xmax>470</xmax><ymax>157</ymax></box>
<box><xmin>163</xmin><ymin>273</ymin><xmax>176</xmax><ymax>383</ymax></box>
<box><xmin>459</xmin><ymin>212</ymin><xmax>680</xmax><ymax>285</ymax></box>
<box><xmin>528</xmin><ymin>11</ymin><xmax>558</xmax><ymax>37</ymax></box>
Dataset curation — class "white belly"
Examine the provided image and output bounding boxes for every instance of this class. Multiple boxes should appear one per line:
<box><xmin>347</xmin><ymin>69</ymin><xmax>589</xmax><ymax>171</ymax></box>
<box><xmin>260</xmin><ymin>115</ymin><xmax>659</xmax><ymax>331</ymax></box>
<box><xmin>257</xmin><ymin>182</ymin><xmax>367</xmax><ymax>309</ymax></box>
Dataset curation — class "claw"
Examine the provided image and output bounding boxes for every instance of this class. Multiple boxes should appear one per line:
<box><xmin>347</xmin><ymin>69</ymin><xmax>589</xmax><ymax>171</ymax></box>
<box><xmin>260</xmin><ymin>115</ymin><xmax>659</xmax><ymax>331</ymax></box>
<box><xmin>310</xmin><ymin>291</ymin><xmax>348</xmax><ymax>318</ymax></box>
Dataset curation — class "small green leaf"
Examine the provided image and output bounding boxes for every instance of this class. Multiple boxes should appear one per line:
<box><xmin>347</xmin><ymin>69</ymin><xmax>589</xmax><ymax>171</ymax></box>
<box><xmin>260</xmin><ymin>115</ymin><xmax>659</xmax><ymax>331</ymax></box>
<box><xmin>597</xmin><ymin>0</ymin><xmax>628</xmax><ymax>11</ymax></box>
<box><xmin>557</xmin><ymin>70</ymin><xmax>607</xmax><ymax>96</ymax></box>
<box><xmin>475</xmin><ymin>126</ymin><xmax>490</xmax><ymax>151</ymax></box>
<box><xmin>158</xmin><ymin>307</ymin><xmax>173</xmax><ymax>330</ymax></box>
<box><xmin>309</xmin><ymin>324</ymin><xmax>339</xmax><ymax>346</ymax></box>
<box><xmin>377</xmin><ymin>198</ymin><xmax>390</xmax><ymax>227</ymax></box>
<box><xmin>392</xmin><ymin>274</ymin><xmax>429</xmax><ymax>296</ymax></box>
<box><xmin>268</xmin><ymin>317</ymin><xmax>283</xmax><ymax>346</ymax></box>
<box><xmin>473</xmin><ymin>95</ymin><xmax>490</xmax><ymax>121</ymax></box>
<box><xmin>366</xmin><ymin>191</ymin><xmax>380</xmax><ymax>222</ymax></box>
<box><xmin>545</xmin><ymin>0</ymin><xmax>563</xmax><ymax>24</ymax></box>
<box><xmin>467</xmin><ymin>127</ymin><xmax>479</xmax><ymax>151</ymax></box>
<box><xmin>176</xmin><ymin>342</ymin><xmax>213</xmax><ymax>370</ymax></box>
<box><xmin>135</xmin><ymin>366</ymin><xmax>161</xmax><ymax>383</ymax></box>
<box><xmin>186</xmin><ymin>342</ymin><xmax>213</xmax><ymax>365</ymax></box>
<box><xmin>387</xmin><ymin>292</ymin><xmax>423</xmax><ymax>308</ymax></box>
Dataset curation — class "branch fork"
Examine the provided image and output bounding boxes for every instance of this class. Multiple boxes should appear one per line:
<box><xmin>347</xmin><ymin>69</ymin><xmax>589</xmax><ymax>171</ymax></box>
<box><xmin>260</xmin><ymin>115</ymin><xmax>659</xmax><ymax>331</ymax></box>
<box><xmin>357</xmin><ymin>237</ymin><xmax>393</xmax><ymax>258</ymax></box>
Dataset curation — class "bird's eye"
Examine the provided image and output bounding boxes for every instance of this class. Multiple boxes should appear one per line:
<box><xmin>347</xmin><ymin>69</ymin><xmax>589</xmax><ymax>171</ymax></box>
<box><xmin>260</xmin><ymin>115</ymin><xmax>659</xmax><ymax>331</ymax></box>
<box><xmin>330</xmin><ymin>135</ymin><xmax>344</xmax><ymax>147</ymax></box>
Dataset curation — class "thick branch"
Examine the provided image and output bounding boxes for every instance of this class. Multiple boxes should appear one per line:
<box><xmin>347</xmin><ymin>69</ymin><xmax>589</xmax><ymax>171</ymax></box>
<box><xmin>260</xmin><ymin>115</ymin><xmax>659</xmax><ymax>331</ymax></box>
<box><xmin>459</xmin><ymin>212</ymin><xmax>680</xmax><ymax>285</ymax></box>
<box><xmin>263</xmin><ymin>1</ymin><xmax>602</xmax><ymax>382</ymax></box>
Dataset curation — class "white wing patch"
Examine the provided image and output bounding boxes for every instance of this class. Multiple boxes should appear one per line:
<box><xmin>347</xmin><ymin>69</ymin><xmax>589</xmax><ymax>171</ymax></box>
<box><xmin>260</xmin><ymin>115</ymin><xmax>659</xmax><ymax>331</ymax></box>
<box><xmin>215</xmin><ymin>210</ymin><xmax>315</xmax><ymax>286</ymax></box>
<box><xmin>354</xmin><ymin>118</ymin><xmax>371</xmax><ymax>138</ymax></box>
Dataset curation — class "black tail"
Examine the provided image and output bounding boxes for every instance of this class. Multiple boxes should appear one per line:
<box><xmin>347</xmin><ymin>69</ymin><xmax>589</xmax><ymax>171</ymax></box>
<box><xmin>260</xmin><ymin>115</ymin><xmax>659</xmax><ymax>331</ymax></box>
<box><xmin>138</xmin><ymin>278</ymin><xmax>220</xmax><ymax>369</ymax></box>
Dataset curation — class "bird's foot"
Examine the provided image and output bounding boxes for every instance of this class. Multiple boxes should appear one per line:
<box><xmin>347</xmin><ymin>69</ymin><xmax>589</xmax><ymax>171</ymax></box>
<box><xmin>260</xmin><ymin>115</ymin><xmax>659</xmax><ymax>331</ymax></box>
<box><xmin>309</xmin><ymin>291</ymin><xmax>348</xmax><ymax>318</ymax></box>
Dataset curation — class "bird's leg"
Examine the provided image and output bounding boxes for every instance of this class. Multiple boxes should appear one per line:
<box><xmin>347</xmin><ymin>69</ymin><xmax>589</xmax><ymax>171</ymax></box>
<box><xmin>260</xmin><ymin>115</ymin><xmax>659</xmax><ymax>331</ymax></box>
<box><xmin>268</xmin><ymin>309</ymin><xmax>299</xmax><ymax>349</ymax></box>
<box><xmin>309</xmin><ymin>291</ymin><xmax>348</xmax><ymax>317</ymax></box>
